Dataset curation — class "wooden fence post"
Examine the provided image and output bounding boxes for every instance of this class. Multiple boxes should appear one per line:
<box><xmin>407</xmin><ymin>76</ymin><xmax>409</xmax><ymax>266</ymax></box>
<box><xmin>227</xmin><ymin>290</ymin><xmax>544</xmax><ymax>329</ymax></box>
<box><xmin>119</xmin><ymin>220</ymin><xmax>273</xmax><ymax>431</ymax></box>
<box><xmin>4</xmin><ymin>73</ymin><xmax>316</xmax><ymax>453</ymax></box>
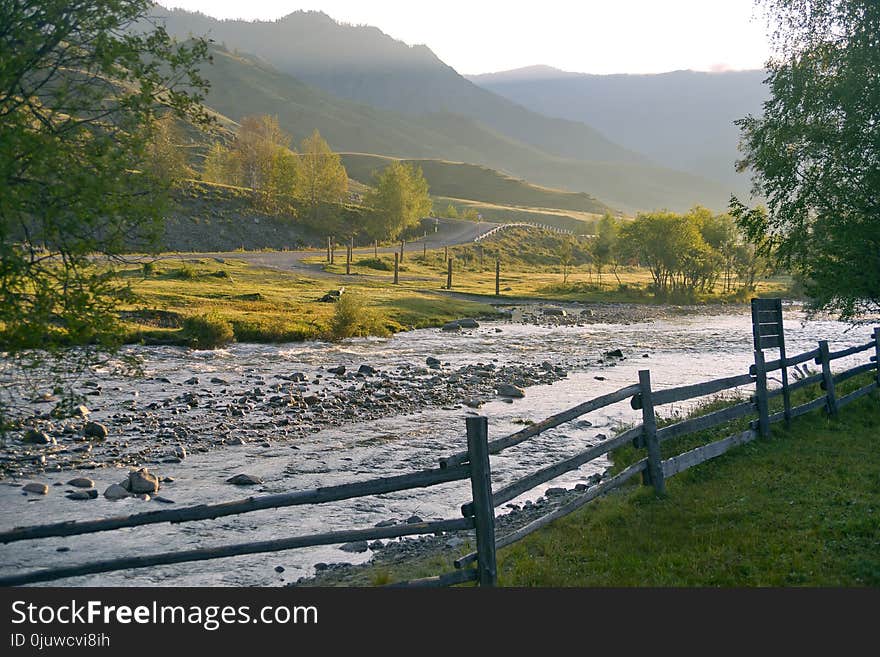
<box><xmin>638</xmin><ymin>370</ymin><xmax>666</xmax><ymax>496</ymax></box>
<box><xmin>446</xmin><ymin>258</ymin><xmax>453</xmax><ymax>290</ymax></box>
<box><xmin>495</xmin><ymin>258</ymin><xmax>500</xmax><ymax>296</ymax></box>
<box><xmin>818</xmin><ymin>340</ymin><xmax>838</xmax><ymax>416</ymax></box>
<box><xmin>327</xmin><ymin>236</ymin><xmax>331</xmax><ymax>262</ymax></box>
<box><xmin>874</xmin><ymin>327</ymin><xmax>880</xmax><ymax>383</ymax></box>
<box><xmin>393</xmin><ymin>252</ymin><xmax>399</xmax><ymax>285</ymax></box>
<box><xmin>753</xmin><ymin>349</ymin><xmax>771</xmax><ymax>437</ymax></box>
<box><xmin>345</xmin><ymin>246</ymin><xmax>351</xmax><ymax>275</ymax></box>
<box><xmin>466</xmin><ymin>416</ymin><xmax>497</xmax><ymax>587</ymax></box>
<box><xmin>444</xmin><ymin>245</ymin><xmax>448</xmax><ymax>263</ymax></box>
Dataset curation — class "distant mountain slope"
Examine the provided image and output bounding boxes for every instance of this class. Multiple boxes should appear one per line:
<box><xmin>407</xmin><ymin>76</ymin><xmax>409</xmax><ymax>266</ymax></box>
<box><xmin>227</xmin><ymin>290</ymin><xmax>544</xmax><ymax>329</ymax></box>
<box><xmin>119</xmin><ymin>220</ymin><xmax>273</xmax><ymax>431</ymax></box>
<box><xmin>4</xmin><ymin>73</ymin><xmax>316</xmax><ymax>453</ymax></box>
<box><xmin>339</xmin><ymin>154</ymin><xmax>613</xmax><ymax>215</ymax></box>
<box><xmin>191</xmin><ymin>45</ymin><xmax>730</xmax><ymax>213</ymax></box>
<box><xmin>469</xmin><ymin>67</ymin><xmax>767</xmax><ymax>195</ymax></box>
<box><xmin>155</xmin><ymin>7</ymin><xmax>646</xmax><ymax>166</ymax></box>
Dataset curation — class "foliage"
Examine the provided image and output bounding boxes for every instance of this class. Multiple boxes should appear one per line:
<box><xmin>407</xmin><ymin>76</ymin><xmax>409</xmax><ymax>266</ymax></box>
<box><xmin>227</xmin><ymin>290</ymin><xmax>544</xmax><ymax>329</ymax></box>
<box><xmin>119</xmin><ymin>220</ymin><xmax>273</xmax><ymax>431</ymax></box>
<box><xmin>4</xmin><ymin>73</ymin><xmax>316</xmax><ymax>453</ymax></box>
<box><xmin>731</xmin><ymin>0</ymin><xmax>880</xmax><ymax>320</ymax></box>
<box><xmin>328</xmin><ymin>292</ymin><xmax>388</xmax><ymax>341</ymax></box>
<box><xmin>181</xmin><ymin>312</ymin><xmax>235</xmax><ymax>349</ymax></box>
<box><xmin>445</xmin><ymin>204</ymin><xmax>459</xmax><ymax>219</ymax></box>
<box><xmin>0</xmin><ymin>0</ymin><xmax>211</xmax><ymax>422</ymax></box>
<box><xmin>618</xmin><ymin>208</ymin><xmax>763</xmax><ymax>297</ymax></box>
<box><xmin>299</xmin><ymin>129</ymin><xmax>349</xmax><ymax>228</ymax></box>
<box><xmin>363</xmin><ymin>162</ymin><xmax>432</xmax><ymax>240</ymax></box>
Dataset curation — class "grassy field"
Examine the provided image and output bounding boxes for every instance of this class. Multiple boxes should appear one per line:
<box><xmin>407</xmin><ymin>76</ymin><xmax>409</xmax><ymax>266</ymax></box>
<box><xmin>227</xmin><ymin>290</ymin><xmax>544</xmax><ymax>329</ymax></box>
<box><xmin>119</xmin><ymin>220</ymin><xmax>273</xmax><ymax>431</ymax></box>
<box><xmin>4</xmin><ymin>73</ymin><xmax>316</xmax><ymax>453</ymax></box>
<box><xmin>305</xmin><ymin>375</ymin><xmax>880</xmax><ymax>586</ymax></box>
<box><xmin>315</xmin><ymin>237</ymin><xmax>791</xmax><ymax>305</ymax></box>
<box><xmin>498</xmin><ymin>376</ymin><xmax>880</xmax><ymax>586</ymax></box>
<box><xmin>119</xmin><ymin>258</ymin><xmax>498</xmax><ymax>345</ymax></box>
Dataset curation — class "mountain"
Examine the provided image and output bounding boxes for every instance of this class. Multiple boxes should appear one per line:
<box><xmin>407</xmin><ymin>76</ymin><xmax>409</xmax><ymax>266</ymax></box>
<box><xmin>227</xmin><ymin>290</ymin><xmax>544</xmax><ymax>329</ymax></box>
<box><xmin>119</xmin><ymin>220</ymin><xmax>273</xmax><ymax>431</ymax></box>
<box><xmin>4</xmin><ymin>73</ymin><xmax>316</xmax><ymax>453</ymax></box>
<box><xmin>154</xmin><ymin>7</ymin><xmax>645</xmax><ymax>167</ymax></box>
<box><xmin>469</xmin><ymin>67</ymin><xmax>768</xmax><ymax>196</ymax></box>
<box><xmin>195</xmin><ymin>45</ymin><xmax>730</xmax><ymax>213</ymax></box>
<box><xmin>154</xmin><ymin>7</ymin><xmax>734</xmax><ymax>213</ymax></box>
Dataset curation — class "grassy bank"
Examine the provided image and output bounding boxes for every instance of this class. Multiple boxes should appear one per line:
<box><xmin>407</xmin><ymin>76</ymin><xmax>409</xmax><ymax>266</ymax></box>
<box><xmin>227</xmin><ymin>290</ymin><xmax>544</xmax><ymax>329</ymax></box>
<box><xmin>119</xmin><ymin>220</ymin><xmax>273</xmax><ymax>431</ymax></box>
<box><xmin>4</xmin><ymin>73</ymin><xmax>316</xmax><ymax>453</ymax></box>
<box><xmin>119</xmin><ymin>258</ymin><xmax>497</xmax><ymax>346</ymax></box>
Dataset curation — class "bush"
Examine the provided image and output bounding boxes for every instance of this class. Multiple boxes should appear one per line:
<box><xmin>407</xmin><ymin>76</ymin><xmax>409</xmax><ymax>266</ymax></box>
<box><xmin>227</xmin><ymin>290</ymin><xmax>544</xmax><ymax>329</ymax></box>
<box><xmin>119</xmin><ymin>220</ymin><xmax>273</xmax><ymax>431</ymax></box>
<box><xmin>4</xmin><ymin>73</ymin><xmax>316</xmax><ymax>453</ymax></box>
<box><xmin>142</xmin><ymin>261</ymin><xmax>156</xmax><ymax>276</ymax></box>
<box><xmin>355</xmin><ymin>257</ymin><xmax>392</xmax><ymax>271</ymax></box>
<box><xmin>181</xmin><ymin>312</ymin><xmax>234</xmax><ymax>349</ymax></box>
<box><xmin>173</xmin><ymin>264</ymin><xmax>199</xmax><ymax>280</ymax></box>
<box><xmin>328</xmin><ymin>293</ymin><xmax>388</xmax><ymax>341</ymax></box>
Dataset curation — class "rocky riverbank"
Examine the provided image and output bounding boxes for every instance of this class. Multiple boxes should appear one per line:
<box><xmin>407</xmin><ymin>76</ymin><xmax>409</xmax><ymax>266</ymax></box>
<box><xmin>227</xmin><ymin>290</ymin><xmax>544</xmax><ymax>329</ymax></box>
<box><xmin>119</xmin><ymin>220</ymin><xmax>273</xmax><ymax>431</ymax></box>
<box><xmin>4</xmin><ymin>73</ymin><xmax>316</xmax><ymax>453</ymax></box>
<box><xmin>290</xmin><ymin>471</ymin><xmax>612</xmax><ymax>587</ymax></box>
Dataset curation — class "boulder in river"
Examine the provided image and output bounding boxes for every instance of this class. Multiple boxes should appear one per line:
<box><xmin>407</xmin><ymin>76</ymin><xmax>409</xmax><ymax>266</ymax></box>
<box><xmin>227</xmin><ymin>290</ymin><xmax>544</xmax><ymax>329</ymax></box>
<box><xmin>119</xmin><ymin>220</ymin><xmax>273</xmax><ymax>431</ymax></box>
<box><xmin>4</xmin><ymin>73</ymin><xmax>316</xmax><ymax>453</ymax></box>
<box><xmin>327</xmin><ymin>365</ymin><xmax>346</xmax><ymax>375</ymax></box>
<box><xmin>226</xmin><ymin>473</ymin><xmax>263</xmax><ymax>486</ymax></box>
<box><xmin>543</xmin><ymin>307</ymin><xmax>567</xmax><ymax>317</ymax></box>
<box><xmin>104</xmin><ymin>484</ymin><xmax>130</xmax><ymax>500</ymax></box>
<box><xmin>126</xmin><ymin>468</ymin><xmax>160</xmax><ymax>494</ymax></box>
<box><xmin>357</xmin><ymin>365</ymin><xmax>377</xmax><ymax>376</ymax></box>
<box><xmin>66</xmin><ymin>489</ymin><xmax>98</xmax><ymax>501</ymax></box>
<box><xmin>22</xmin><ymin>482</ymin><xmax>49</xmax><ymax>495</ymax></box>
<box><xmin>441</xmin><ymin>322</ymin><xmax>461</xmax><ymax>332</ymax></box>
<box><xmin>22</xmin><ymin>429</ymin><xmax>55</xmax><ymax>445</ymax></box>
<box><xmin>426</xmin><ymin>356</ymin><xmax>441</xmax><ymax>368</ymax></box>
<box><xmin>497</xmin><ymin>383</ymin><xmax>525</xmax><ymax>398</ymax></box>
<box><xmin>339</xmin><ymin>541</ymin><xmax>369</xmax><ymax>553</ymax></box>
<box><xmin>604</xmin><ymin>348</ymin><xmax>624</xmax><ymax>359</ymax></box>
<box><xmin>83</xmin><ymin>421</ymin><xmax>108</xmax><ymax>439</ymax></box>
<box><xmin>67</xmin><ymin>477</ymin><xmax>95</xmax><ymax>488</ymax></box>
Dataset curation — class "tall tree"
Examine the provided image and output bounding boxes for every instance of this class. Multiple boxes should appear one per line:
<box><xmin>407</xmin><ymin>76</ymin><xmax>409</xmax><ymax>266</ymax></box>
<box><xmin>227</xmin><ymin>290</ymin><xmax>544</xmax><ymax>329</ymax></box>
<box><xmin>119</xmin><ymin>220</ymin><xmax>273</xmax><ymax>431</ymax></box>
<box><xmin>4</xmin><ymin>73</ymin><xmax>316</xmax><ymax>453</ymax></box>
<box><xmin>0</xmin><ymin>1</ymin><xmax>211</xmax><ymax>420</ymax></box>
<box><xmin>299</xmin><ymin>129</ymin><xmax>348</xmax><ymax>226</ymax></box>
<box><xmin>364</xmin><ymin>162</ymin><xmax>432</xmax><ymax>240</ymax></box>
<box><xmin>731</xmin><ymin>0</ymin><xmax>880</xmax><ymax>319</ymax></box>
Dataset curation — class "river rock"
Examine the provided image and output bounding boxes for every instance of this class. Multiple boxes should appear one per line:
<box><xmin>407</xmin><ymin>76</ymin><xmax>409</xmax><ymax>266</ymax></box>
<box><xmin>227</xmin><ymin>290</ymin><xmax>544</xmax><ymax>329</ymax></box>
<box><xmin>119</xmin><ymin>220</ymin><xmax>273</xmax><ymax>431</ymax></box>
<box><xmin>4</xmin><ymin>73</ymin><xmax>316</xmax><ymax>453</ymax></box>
<box><xmin>104</xmin><ymin>484</ymin><xmax>130</xmax><ymax>500</ymax></box>
<box><xmin>174</xmin><ymin>445</ymin><xmax>187</xmax><ymax>459</ymax></box>
<box><xmin>23</xmin><ymin>482</ymin><xmax>49</xmax><ymax>495</ymax></box>
<box><xmin>226</xmin><ymin>473</ymin><xmax>262</xmax><ymax>486</ymax></box>
<box><xmin>441</xmin><ymin>322</ymin><xmax>461</xmax><ymax>332</ymax></box>
<box><xmin>67</xmin><ymin>477</ymin><xmax>95</xmax><ymax>488</ymax></box>
<box><xmin>327</xmin><ymin>365</ymin><xmax>346</xmax><ymax>375</ymax></box>
<box><xmin>185</xmin><ymin>377</ymin><xmax>199</xmax><ymax>385</ymax></box>
<box><xmin>71</xmin><ymin>405</ymin><xmax>90</xmax><ymax>417</ymax></box>
<box><xmin>357</xmin><ymin>365</ymin><xmax>377</xmax><ymax>376</ymax></box>
<box><xmin>339</xmin><ymin>541</ymin><xmax>369</xmax><ymax>553</ymax></box>
<box><xmin>455</xmin><ymin>318</ymin><xmax>479</xmax><ymax>329</ymax></box>
<box><xmin>210</xmin><ymin>377</ymin><xmax>229</xmax><ymax>385</ymax></box>
<box><xmin>543</xmin><ymin>307</ymin><xmax>567</xmax><ymax>316</ymax></box>
<box><xmin>127</xmin><ymin>468</ymin><xmax>160</xmax><ymax>494</ymax></box>
<box><xmin>604</xmin><ymin>349</ymin><xmax>624</xmax><ymax>359</ymax></box>
<box><xmin>426</xmin><ymin>356</ymin><xmax>441</xmax><ymax>368</ymax></box>
<box><xmin>374</xmin><ymin>519</ymin><xmax>397</xmax><ymax>528</ymax></box>
<box><xmin>22</xmin><ymin>429</ymin><xmax>55</xmax><ymax>445</ymax></box>
<box><xmin>497</xmin><ymin>383</ymin><xmax>525</xmax><ymax>398</ymax></box>
<box><xmin>66</xmin><ymin>489</ymin><xmax>98</xmax><ymax>500</ymax></box>
<box><xmin>405</xmin><ymin>515</ymin><xmax>423</xmax><ymax>524</ymax></box>
<box><xmin>545</xmin><ymin>487</ymin><xmax>567</xmax><ymax>497</ymax></box>
<box><xmin>83</xmin><ymin>421</ymin><xmax>108</xmax><ymax>439</ymax></box>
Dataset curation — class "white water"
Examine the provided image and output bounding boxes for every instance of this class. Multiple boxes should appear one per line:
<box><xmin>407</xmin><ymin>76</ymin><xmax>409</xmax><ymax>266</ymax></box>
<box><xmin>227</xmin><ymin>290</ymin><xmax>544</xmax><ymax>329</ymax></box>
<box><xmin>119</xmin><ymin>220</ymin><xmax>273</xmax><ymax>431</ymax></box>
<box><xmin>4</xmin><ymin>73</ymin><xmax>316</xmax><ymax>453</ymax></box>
<box><xmin>0</xmin><ymin>307</ymin><xmax>872</xmax><ymax>586</ymax></box>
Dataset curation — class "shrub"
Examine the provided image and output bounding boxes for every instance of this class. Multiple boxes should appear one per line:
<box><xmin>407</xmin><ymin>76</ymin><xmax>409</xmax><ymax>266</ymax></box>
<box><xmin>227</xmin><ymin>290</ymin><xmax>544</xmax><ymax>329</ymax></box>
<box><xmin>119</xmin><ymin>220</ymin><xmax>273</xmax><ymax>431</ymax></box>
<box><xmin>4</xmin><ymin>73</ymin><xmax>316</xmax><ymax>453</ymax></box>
<box><xmin>142</xmin><ymin>261</ymin><xmax>156</xmax><ymax>276</ymax></box>
<box><xmin>355</xmin><ymin>257</ymin><xmax>392</xmax><ymax>271</ymax></box>
<box><xmin>173</xmin><ymin>264</ymin><xmax>199</xmax><ymax>280</ymax></box>
<box><xmin>181</xmin><ymin>312</ymin><xmax>234</xmax><ymax>349</ymax></box>
<box><xmin>328</xmin><ymin>293</ymin><xmax>389</xmax><ymax>341</ymax></box>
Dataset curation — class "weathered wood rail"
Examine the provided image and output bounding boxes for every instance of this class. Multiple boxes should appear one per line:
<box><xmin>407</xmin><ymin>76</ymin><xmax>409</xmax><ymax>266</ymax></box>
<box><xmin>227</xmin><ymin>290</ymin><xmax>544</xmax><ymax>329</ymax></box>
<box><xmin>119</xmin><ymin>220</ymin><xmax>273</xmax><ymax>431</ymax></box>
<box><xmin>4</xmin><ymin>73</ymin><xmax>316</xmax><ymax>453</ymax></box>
<box><xmin>1</xmin><ymin>326</ymin><xmax>877</xmax><ymax>588</ymax></box>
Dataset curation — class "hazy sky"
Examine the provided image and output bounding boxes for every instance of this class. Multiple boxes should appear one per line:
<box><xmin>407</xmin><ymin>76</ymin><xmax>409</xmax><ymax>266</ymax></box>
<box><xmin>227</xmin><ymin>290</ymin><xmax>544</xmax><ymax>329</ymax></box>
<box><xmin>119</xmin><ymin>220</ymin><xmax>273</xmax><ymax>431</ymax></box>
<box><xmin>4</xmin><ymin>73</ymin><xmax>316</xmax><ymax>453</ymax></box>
<box><xmin>157</xmin><ymin>1</ymin><xmax>772</xmax><ymax>75</ymax></box>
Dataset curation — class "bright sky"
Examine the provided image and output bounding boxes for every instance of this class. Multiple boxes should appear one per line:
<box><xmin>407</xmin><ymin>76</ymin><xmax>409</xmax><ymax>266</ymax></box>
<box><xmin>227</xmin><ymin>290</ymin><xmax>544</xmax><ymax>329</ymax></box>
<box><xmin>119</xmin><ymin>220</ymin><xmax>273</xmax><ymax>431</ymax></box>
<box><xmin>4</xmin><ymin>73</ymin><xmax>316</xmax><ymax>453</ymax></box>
<box><xmin>157</xmin><ymin>0</ymin><xmax>772</xmax><ymax>75</ymax></box>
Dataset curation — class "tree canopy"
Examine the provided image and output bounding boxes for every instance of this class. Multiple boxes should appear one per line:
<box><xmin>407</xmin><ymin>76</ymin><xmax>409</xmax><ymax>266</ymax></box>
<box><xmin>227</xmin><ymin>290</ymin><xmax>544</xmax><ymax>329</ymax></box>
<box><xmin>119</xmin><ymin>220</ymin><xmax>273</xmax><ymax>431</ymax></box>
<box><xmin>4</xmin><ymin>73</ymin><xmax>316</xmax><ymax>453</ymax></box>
<box><xmin>0</xmin><ymin>1</ymin><xmax>211</xmax><ymax>418</ymax></box>
<box><xmin>731</xmin><ymin>0</ymin><xmax>880</xmax><ymax>319</ymax></box>
<box><xmin>364</xmin><ymin>162</ymin><xmax>432</xmax><ymax>240</ymax></box>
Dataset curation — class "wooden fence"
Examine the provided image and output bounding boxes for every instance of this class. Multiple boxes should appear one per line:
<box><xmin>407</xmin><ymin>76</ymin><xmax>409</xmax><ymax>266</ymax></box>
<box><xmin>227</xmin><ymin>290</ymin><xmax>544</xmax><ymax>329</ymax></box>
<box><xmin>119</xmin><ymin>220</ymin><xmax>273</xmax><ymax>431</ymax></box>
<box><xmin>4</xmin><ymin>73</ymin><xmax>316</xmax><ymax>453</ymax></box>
<box><xmin>1</xmin><ymin>327</ymin><xmax>877</xmax><ymax>587</ymax></box>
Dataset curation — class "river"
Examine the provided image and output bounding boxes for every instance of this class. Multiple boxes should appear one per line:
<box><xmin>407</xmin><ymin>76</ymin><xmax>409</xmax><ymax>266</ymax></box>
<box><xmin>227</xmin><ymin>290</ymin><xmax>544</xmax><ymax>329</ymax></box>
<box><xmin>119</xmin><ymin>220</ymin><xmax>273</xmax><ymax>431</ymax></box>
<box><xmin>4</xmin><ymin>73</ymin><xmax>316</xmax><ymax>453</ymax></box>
<box><xmin>0</xmin><ymin>303</ymin><xmax>873</xmax><ymax>586</ymax></box>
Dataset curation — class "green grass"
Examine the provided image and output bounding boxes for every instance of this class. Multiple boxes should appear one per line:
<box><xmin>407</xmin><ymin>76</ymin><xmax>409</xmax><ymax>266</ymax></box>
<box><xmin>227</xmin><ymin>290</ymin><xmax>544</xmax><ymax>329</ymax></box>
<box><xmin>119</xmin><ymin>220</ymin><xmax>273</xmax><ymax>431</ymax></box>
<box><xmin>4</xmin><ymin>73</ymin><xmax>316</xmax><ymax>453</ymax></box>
<box><xmin>497</xmin><ymin>375</ymin><xmax>880</xmax><ymax>586</ymax></box>
<box><xmin>120</xmin><ymin>258</ymin><xmax>498</xmax><ymax>345</ymax></box>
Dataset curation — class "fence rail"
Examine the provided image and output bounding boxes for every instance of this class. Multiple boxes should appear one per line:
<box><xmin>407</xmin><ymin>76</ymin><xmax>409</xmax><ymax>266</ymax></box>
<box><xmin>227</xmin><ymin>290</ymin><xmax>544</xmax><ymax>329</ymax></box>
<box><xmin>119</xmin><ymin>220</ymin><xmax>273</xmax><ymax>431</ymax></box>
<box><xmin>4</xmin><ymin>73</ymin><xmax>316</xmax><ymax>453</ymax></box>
<box><xmin>1</xmin><ymin>324</ymin><xmax>877</xmax><ymax>587</ymax></box>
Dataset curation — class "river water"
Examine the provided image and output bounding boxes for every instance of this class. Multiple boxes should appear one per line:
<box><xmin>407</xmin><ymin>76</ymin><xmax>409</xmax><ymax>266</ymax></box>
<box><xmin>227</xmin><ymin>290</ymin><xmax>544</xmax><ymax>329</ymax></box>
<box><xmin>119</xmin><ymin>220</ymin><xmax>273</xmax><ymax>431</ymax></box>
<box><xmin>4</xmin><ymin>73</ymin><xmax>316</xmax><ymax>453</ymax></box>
<box><xmin>0</xmin><ymin>305</ymin><xmax>873</xmax><ymax>586</ymax></box>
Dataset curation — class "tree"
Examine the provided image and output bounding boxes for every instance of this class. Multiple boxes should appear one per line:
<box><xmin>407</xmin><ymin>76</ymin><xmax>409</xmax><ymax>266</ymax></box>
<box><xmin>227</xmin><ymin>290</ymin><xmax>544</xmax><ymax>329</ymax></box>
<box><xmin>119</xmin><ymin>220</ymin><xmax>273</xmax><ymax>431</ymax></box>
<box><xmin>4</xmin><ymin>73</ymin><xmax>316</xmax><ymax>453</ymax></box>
<box><xmin>0</xmin><ymin>1</ymin><xmax>211</xmax><ymax>420</ymax></box>
<box><xmin>559</xmin><ymin>237</ymin><xmax>574</xmax><ymax>285</ymax></box>
<box><xmin>445</xmin><ymin>204</ymin><xmax>459</xmax><ymax>219</ymax></box>
<box><xmin>144</xmin><ymin>114</ymin><xmax>191</xmax><ymax>185</ymax></box>
<box><xmin>592</xmin><ymin>213</ymin><xmax>620</xmax><ymax>287</ymax></box>
<box><xmin>299</xmin><ymin>129</ymin><xmax>348</xmax><ymax>226</ymax></box>
<box><xmin>364</xmin><ymin>162</ymin><xmax>432</xmax><ymax>240</ymax></box>
<box><xmin>731</xmin><ymin>0</ymin><xmax>880</xmax><ymax>319</ymax></box>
